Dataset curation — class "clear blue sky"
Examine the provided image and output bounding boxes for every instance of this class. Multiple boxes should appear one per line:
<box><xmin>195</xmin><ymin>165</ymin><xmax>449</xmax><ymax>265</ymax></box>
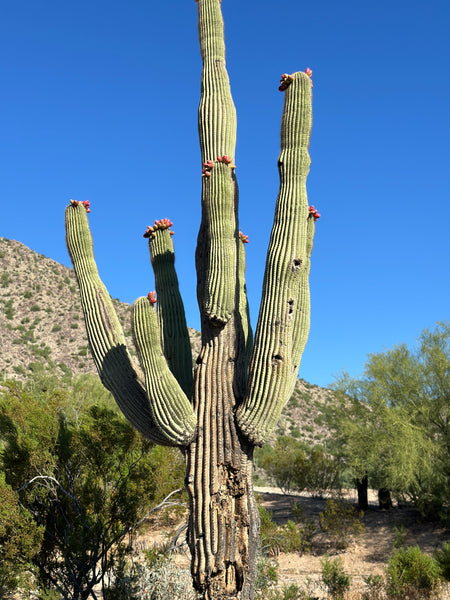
<box><xmin>1</xmin><ymin>0</ymin><xmax>449</xmax><ymax>388</ymax></box>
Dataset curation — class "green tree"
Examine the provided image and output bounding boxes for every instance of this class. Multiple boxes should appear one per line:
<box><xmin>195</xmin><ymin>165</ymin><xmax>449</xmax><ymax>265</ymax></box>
<box><xmin>329</xmin><ymin>322</ymin><xmax>450</xmax><ymax>518</ymax></box>
<box><xmin>0</xmin><ymin>380</ymin><xmax>185</xmax><ymax>599</ymax></box>
<box><xmin>0</xmin><ymin>472</ymin><xmax>44</xmax><ymax>597</ymax></box>
<box><xmin>257</xmin><ymin>437</ymin><xmax>339</xmax><ymax>497</ymax></box>
<box><xmin>257</xmin><ymin>437</ymin><xmax>309</xmax><ymax>494</ymax></box>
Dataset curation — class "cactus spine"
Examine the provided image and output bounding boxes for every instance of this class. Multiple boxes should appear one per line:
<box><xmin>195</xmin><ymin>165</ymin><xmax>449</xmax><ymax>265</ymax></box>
<box><xmin>64</xmin><ymin>1</ymin><xmax>318</xmax><ymax>598</ymax></box>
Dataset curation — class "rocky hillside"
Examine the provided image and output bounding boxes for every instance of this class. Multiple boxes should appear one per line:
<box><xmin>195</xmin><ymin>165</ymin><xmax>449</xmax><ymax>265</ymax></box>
<box><xmin>0</xmin><ymin>236</ymin><xmax>333</xmax><ymax>445</ymax></box>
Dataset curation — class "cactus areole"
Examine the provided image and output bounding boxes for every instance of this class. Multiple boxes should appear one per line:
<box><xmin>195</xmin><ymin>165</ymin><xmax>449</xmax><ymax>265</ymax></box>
<box><xmin>65</xmin><ymin>1</ymin><xmax>318</xmax><ymax>598</ymax></box>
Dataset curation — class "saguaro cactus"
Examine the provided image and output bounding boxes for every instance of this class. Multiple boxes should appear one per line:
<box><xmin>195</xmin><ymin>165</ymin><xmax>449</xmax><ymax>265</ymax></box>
<box><xmin>65</xmin><ymin>1</ymin><xmax>318</xmax><ymax>598</ymax></box>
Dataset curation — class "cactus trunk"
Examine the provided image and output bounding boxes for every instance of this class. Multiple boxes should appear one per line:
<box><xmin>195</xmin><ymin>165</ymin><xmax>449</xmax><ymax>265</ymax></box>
<box><xmin>64</xmin><ymin>0</ymin><xmax>317</xmax><ymax>597</ymax></box>
<box><xmin>186</xmin><ymin>317</ymin><xmax>259</xmax><ymax>599</ymax></box>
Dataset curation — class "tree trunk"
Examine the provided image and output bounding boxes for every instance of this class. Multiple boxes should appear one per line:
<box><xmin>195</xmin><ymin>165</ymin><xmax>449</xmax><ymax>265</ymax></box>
<box><xmin>378</xmin><ymin>488</ymin><xmax>392</xmax><ymax>510</ymax></box>
<box><xmin>355</xmin><ymin>474</ymin><xmax>368</xmax><ymax>511</ymax></box>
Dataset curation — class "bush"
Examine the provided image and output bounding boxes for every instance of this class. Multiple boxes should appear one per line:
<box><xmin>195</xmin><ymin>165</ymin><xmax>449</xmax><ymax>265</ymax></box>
<box><xmin>258</xmin><ymin>506</ymin><xmax>314</xmax><ymax>556</ymax></box>
<box><xmin>321</xmin><ymin>556</ymin><xmax>351</xmax><ymax>600</ymax></box>
<box><xmin>319</xmin><ymin>499</ymin><xmax>364</xmax><ymax>550</ymax></box>
<box><xmin>258</xmin><ymin>437</ymin><xmax>309</xmax><ymax>494</ymax></box>
<box><xmin>361</xmin><ymin>574</ymin><xmax>385</xmax><ymax>600</ymax></box>
<box><xmin>0</xmin><ymin>472</ymin><xmax>44</xmax><ymax>597</ymax></box>
<box><xmin>133</xmin><ymin>553</ymin><xmax>198</xmax><ymax>600</ymax></box>
<box><xmin>434</xmin><ymin>541</ymin><xmax>450</xmax><ymax>581</ymax></box>
<box><xmin>257</xmin><ymin>438</ymin><xmax>340</xmax><ymax>497</ymax></box>
<box><xmin>386</xmin><ymin>545</ymin><xmax>442</xmax><ymax>599</ymax></box>
<box><xmin>0</xmin><ymin>380</ymin><xmax>185</xmax><ymax>599</ymax></box>
<box><xmin>254</xmin><ymin>555</ymin><xmax>278</xmax><ymax>599</ymax></box>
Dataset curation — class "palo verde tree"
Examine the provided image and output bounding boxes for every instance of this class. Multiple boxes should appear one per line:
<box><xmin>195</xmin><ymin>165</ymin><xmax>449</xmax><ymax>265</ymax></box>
<box><xmin>329</xmin><ymin>322</ymin><xmax>450</xmax><ymax>519</ymax></box>
<box><xmin>65</xmin><ymin>1</ymin><xmax>319</xmax><ymax>598</ymax></box>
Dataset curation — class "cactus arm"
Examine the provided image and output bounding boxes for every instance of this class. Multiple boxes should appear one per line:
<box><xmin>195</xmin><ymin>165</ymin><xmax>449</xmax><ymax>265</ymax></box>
<box><xmin>145</xmin><ymin>220</ymin><xmax>194</xmax><ymax>397</ymax></box>
<box><xmin>64</xmin><ymin>201</ymin><xmax>168</xmax><ymax>444</ymax></box>
<box><xmin>236</xmin><ymin>72</ymin><xmax>315</xmax><ymax>445</ymax></box>
<box><xmin>196</xmin><ymin>0</ymin><xmax>238</xmax><ymax>326</ymax></box>
<box><xmin>132</xmin><ymin>296</ymin><xmax>197</xmax><ymax>446</ymax></box>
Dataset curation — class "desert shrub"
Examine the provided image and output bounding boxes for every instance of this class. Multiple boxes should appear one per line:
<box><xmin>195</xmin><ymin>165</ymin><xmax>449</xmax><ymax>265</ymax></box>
<box><xmin>386</xmin><ymin>545</ymin><xmax>442</xmax><ymax>599</ymax></box>
<box><xmin>254</xmin><ymin>555</ymin><xmax>278</xmax><ymax>599</ymax></box>
<box><xmin>1</xmin><ymin>272</ymin><xmax>10</xmax><ymax>288</ymax></box>
<box><xmin>0</xmin><ymin>380</ymin><xmax>186</xmax><ymax>599</ymax></box>
<box><xmin>434</xmin><ymin>542</ymin><xmax>450</xmax><ymax>581</ymax></box>
<box><xmin>321</xmin><ymin>556</ymin><xmax>351</xmax><ymax>600</ymax></box>
<box><xmin>319</xmin><ymin>499</ymin><xmax>364</xmax><ymax>550</ymax></box>
<box><xmin>134</xmin><ymin>553</ymin><xmax>198</xmax><ymax>599</ymax></box>
<box><xmin>279</xmin><ymin>519</ymin><xmax>314</xmax><ymax>554</ymax></box>
<box><xmin>257</xmin><ymin>437</ymin><xmax>340</xmax><ymax>497</ymax></box>
<box><xmin>258</xmin><ymin>505</ymin><xmax>314</xmax><ymax>556</ymax></box>
<box><xmin>265</xmin><ymin>584</ymin><xmax>307</xmax><ymax>600</ymax></box>
<box><xmin>305</xmin><ymin>446</ymin><xmax>340</xmax><ymax>498</ymax></box>
<box><xmin>361</xmin><ymin>574</ymin><xmax>385</xmax><ymax>600</ymax></box>
<box><xmin>0</xmin><ymin>472</ymin><xmax>44</xmax><ymax>597</ymax></box>
<box><xmin>258</xmin><ymin>437</ymin><xmax>309</xmax><ymax>494</ymax></box>
<box><xmin>4</xmin><ymin>299</ymin><xmax>14</xmax><ymax>319</ymax></box>
<box><xmin>392</xmin><ymin>524</ymin><xmax>408</xmax><ymax>550</ymax></box>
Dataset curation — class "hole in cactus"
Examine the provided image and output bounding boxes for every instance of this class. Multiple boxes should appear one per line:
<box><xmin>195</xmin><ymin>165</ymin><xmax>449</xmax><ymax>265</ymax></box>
<box><xmin>288</xmin><ymin>298</ymin><xmax>294</xmax><ymax>314</ymax></box>
<box><xmin>272</xmin><ymin>354</ymin><xmax>283</xmax><ymax>363</ymax></box>
<box><xmin>292</xmin><ymin>258</ymin><xmax>302</xmax><ymax>271</ymax></box>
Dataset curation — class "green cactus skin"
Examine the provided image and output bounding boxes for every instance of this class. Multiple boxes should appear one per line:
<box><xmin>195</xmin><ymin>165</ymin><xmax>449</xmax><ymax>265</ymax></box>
<box><xmin>236</xmin><ymin>72</ymin><xmax>314</xmax><ymax>446</ymax></box>
<box><xmin>132</xmin><ymin>296</ymin><xmax>196</xmax><ymax>446</ymax></box>
<box><xmin>64</xmin><ymin>0</ymin><xmax>317</xmax><ymax>596</ymax></box>
<box><xmin>147</xmin><ymin>226</ymin><xmax>194</xmax><ymax>397</ymax></box>
<box><xmin>196</xmin><ymin>0</ymin><xmax>238</xmax><ymax>326</ymax></box>
<box><xmin>238</xmin><ymin>234</ymin><xmax>253</xmax><ymax>372</ymax></box>
<box><xmin>65</xmin><ymin>202</ymin><xmax>195</xmax><ymax>447</ymax></box>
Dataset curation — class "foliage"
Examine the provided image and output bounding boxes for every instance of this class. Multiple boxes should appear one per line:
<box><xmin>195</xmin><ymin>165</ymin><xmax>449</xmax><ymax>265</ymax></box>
<box><xmin>0</xmin><ymin>471</ymin><xmax>44</xmax><ymax>597</ymax></box>
<box><xmin>385</xmin><ymin>545</ymin><xmax>442</xmax><ymax>599</ymax></box>
<box><xmin>319</xmin><ymin>499</ymin><xmax>364</xmax><ymax>550</ymax></box>
<box><xmin>254</xmin><ymin>556</ymin><xmax>278</xmax><ymax>599</ymax></box>
<box><xmin>434</xmin><ymin>542</ymin><xmax>450</xmax><ymax>581</ymax></box>
<box><xmin>360</xmin><ymin>574</ymin><xmax>385</xmax><ymax>600</ymax></box>
<box><xmin>0</xmin><ymin>377</ymin><xmax>185</xmax><ymax>599</ymax></box>
<box><xmin>256</xmin><ymin>437</ymin><xmax>340</xmax><ymax>497</ymax></box>
<box><xmin>257</xmin><ymin>437</ymin><xmax>308</xmax><ymax>493</ymax></box>
<box><xmin>329</xmin><ymin>322</ymin><xmax>450</xmax><ymax>518</ymax></box>
<box><xmin>320</xmin><ymin>556</ymin><xmax>351</xmax><ymax>599</ymax></box>
<box><xmin>133</xmin><ymin>551</ymin><xmax>199</xmax><ymax>600</ymax></box>
<box><xmin>258</xmin><ymin>505</ymin><xmax>315</xmax><ymax>556</ymax></box>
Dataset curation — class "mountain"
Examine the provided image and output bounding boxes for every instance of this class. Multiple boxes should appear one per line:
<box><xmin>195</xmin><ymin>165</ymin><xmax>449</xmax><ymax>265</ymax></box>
<box><xmin>0</xmin><ymin>236</ymin><xmax>333</xmax><ymax>445</ymax></box>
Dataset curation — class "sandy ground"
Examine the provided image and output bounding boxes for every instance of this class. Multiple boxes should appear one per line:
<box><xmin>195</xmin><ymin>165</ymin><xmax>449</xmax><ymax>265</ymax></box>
<box><xmin>137</xmin><ymin>486</ymin><xmax>450</xmax><ymax>599</ymax></box>
<box><xmin>254</xmin><ymin>487</ymin><xmax>449</xmax><ymax>598</ymax></box>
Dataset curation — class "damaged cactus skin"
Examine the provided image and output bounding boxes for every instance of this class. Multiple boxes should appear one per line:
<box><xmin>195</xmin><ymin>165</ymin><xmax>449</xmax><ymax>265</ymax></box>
<box><xmin>64</xmin><ymin>1</ymin><xmax>318</xmax><ymax>598</ymax></box>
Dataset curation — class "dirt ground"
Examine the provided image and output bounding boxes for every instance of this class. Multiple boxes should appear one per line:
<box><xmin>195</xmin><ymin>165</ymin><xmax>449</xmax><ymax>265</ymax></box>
<box><xmin>139</xmin><ymin>486</ymin><xmax>450</xmax><ymax>599</ymax></box>
<box><xmin>254</xmin><ymin>487</ymin><xmax>450</xmax><ymax>598</ymax></box>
